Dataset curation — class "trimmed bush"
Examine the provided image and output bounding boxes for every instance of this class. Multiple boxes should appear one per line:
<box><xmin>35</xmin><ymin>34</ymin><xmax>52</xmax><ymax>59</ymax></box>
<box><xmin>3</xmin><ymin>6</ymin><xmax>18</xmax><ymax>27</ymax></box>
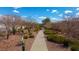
<box><xmin>44</xmin><ymin>29</ymin><xmax>79</xmax><ymax>49</ymax></box>
<box><xmin>47</xmin><ymin>34</ymin><xmax>66</xmax><ymax>44</ymax></box>
<box><xmin>44</xmin><ymin>29</ymin><xmax>56</xmax><ymax>35</ymax></box>
<box><xmin>44</xmin><ymin>29</ymin><xmax>52</xmax><ymax>34</ymax></box>
<box><xmin>70</xmin><ymin>40</ymin><xmax>79</xmax><ymax>45</ymax></box>
<box><xmin>44</xmin><ymin>29</ymin><xmax>66</xmax><ymax>44</ymax></box>
<box><xmin>71</xmin><ymin>44</ymin><xmax>79</xmax><ymax>51</ymax></box>
<box><xmin>34</xmin><ymin>24</ymin><xmax>41</xmax><ymax>32</ymax></box>
<box><xmin>68</xmin><ymin>39</ymin><xmax>79</xmax><ymax>51</ymax></box>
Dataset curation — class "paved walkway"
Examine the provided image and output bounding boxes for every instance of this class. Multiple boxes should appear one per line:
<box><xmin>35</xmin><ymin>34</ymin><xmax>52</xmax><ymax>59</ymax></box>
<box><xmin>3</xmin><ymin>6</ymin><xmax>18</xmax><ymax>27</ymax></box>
<box><xmin>30</xmin><ymin>30</ymin><xmax>48</xmax><ymax>51</ymax></box>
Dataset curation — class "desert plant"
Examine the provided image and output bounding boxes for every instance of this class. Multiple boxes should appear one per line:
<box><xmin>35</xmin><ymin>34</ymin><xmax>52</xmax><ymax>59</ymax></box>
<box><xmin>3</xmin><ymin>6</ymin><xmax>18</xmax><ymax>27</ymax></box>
<box><xmin>12</xmin><ymin>26</ymin><xmax>16</xmax><ymax>35</ymax></box>
<box><xmin>29</xmin><ymin>32</ymin><xmax>34</xmax><ymax>38</ymax></box>
<box><xmin>29</xmin><ymin>35</ymin><xmax>34</xmax><ymax>38</ymax></box>
<box><xmin>23</xmin><ymin>34</ymin><xmax>29</xmax><ymax>39</ymax></box>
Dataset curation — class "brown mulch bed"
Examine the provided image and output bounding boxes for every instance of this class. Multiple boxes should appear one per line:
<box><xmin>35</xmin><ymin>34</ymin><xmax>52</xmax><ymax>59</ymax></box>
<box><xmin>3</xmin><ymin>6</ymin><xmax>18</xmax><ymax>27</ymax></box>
<box><xmin>46</xmin><ymin>40</ymin><xmax>70</xmax><ymax>51</ymax></box>
<box><xmin>0</xmin><ymin>31</ymin><xmax>40</xmax><ymax>51</ymax></box>
<box><xmin>0</xmin><ymin>35</ymin><xmax>21</xmax><ymax>51</ymax></box>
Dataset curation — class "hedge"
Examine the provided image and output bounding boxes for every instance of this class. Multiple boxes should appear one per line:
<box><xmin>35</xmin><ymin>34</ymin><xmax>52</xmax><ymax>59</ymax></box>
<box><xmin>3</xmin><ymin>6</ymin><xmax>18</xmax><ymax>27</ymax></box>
<box><xmin>47</xmin><ymin>34</ymin><xmax>67</xmax><ymax>44</ymax></box>
<box><xmin>44</xmin><ymin>29</ymin><xmax>79</xmax><ymax>50</ymax></box>
<box><xmin>44</xmin><ymin>29</ymin><xmax>56</xmax><ymax>35</ymax></box>
<box><xmin>70</xmin><ymin>44</ymin><xmax>79</xmax><ymax>51</ymax></box>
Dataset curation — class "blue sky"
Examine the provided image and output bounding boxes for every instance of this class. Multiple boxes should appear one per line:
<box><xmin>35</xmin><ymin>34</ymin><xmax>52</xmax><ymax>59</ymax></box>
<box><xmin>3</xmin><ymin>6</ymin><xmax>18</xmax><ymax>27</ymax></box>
<box><xmin>0</xmin><ymin>7</ymin><xmax>79</xmax><ymax>23</ymax></box>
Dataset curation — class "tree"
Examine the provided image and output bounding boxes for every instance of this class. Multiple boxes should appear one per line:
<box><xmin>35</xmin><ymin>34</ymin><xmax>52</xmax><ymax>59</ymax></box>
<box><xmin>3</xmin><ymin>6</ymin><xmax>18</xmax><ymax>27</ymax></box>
<box><xmin>42</xmin><ymin>18</ymin><xmax>50</xmax><ymax>25</ymax></box>
<box><xmin>0</xmin><ymin>15</ymin><xmax>11</xmax><ymax>39</ymax></box>
<box><xmin>42</xmin><ymin>18</ymin><xmax>53</xmax><ymax>29</ymax></box>
<box><xmin>63</xmin><ymin>13</ymin><xmax>75</xmax><ymax>39</ymax></box>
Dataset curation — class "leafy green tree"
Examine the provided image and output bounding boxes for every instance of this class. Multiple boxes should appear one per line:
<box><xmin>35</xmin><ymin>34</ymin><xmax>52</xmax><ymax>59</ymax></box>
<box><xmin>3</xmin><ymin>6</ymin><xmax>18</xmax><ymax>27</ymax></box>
<box><xmin>42</xmin><ymin>18</ymin><xmax>52</xmax><ymax>29</ymax></box>
<box><xmin>42</xmin><ymin>18</ymin><xmax>50</xmax><ymax>25</ymax></box>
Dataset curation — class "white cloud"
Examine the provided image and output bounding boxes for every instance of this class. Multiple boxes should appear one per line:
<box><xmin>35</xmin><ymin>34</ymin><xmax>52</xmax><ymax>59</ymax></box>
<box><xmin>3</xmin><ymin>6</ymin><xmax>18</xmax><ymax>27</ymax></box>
<box><xmin>0</xmin><ymin>14</ymin><xmax>3</xmax><ymax>17</ymax></box>
<box><xmin>22</xmin><ymin>16</ymin><xmax>27</xmax><ymax>18</ymax></box>
<box><xmin>76</xmin><ymin>8</ymin><xmax>79</xmax><ymax>11</ymax></box>
<box><xmin>51</xmin><ymin>17</ymin><xmax>59</xmax><ymax>22</ymax></box>
<box><xmin>13</xmin><ymin>10</ymin><xmax>20</xmax><ymax>13</ymax></box>
<box><xmin>64</xmin><ymin>15</ymin><xmax>71</xmax><ymax>18</ymax></box>
<box><xmin>38</xmin><ymin>16</ymin><xmax>46</xmax><ymax>19</ymax></box>
<box><xmin>76</xmin><ymin>12</ymin><xmax>79</xmax><ymax>17</ymax></box>
<box><xmin>51</xmin><ymin>17</ymin><xmax>57</xmax><ymax>20</ymax></box>
<box><xmin>51</xmin><ymin>10</ymin><xmax>58</xmax><ymax>13</ymax></box>
<box><xmin>59</xmin><ymin>14</ymin><xmax>63</xmax><ymax>17</ymax></box>
<box><xmin>46</xmin><ymin>9</ymin><xmax>50</xmax><ymax>12</ymax></box>
<box><xmin>65</xmin><ymin>10</ymin><xmax>73</xmax><ymax>14</ymax></box>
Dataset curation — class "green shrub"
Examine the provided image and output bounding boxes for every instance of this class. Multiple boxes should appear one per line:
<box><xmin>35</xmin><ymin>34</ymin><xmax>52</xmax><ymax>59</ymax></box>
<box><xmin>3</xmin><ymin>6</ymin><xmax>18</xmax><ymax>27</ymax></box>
<box><xmin>70</xmin><ymin>40</ymin><xmax>79</xmax><ymax>45</ymax></box>
<box><xmin>71</xmin><ymin>44</ymin><xmax>79</xmax><ymax>51</ymax></box>
<box><xmin>68</xmin><ymin>39</ymin><xmax>79</xmax><ymax>51</ymax></box>
<box><xmin>44</xmin><ymin>29</ymin><xmax>79</xmax><ymax>49</ymax></box>
<box><xmin>44</xmin><ymin>29</ymin><xmax>56</xmax><ymax>35</ymax></box>
<box><xmin>45</xmin><ymin>29</ymin><xmax>64</xmax><ymax>44</ymax></box>
<box><xmin>47</xmin><ymin>34</ymin><xmax>66</xmax><ymax>44</ymax></box>
<box><xmin>44</xmin><ymin>29</ymin><xmax>79</xmax><ymax>50</ymax></box>
<box><xmin>34</xmin><ymin>24</ymin><xmax>41</xmax><ymax>32</ymax></box>
<box><xmin>44</xmin><ymin>29</ymin><xmax>52</xmax><ymax>34</ymax></box>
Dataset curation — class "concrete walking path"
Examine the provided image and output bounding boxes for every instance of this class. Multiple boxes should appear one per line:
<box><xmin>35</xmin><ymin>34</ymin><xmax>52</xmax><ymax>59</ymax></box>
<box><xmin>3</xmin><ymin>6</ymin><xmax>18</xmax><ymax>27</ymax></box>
<box><xmin>30</xmin><ymin>30</ymin><xmax>48</xmax><ymax>51</ymax></box>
